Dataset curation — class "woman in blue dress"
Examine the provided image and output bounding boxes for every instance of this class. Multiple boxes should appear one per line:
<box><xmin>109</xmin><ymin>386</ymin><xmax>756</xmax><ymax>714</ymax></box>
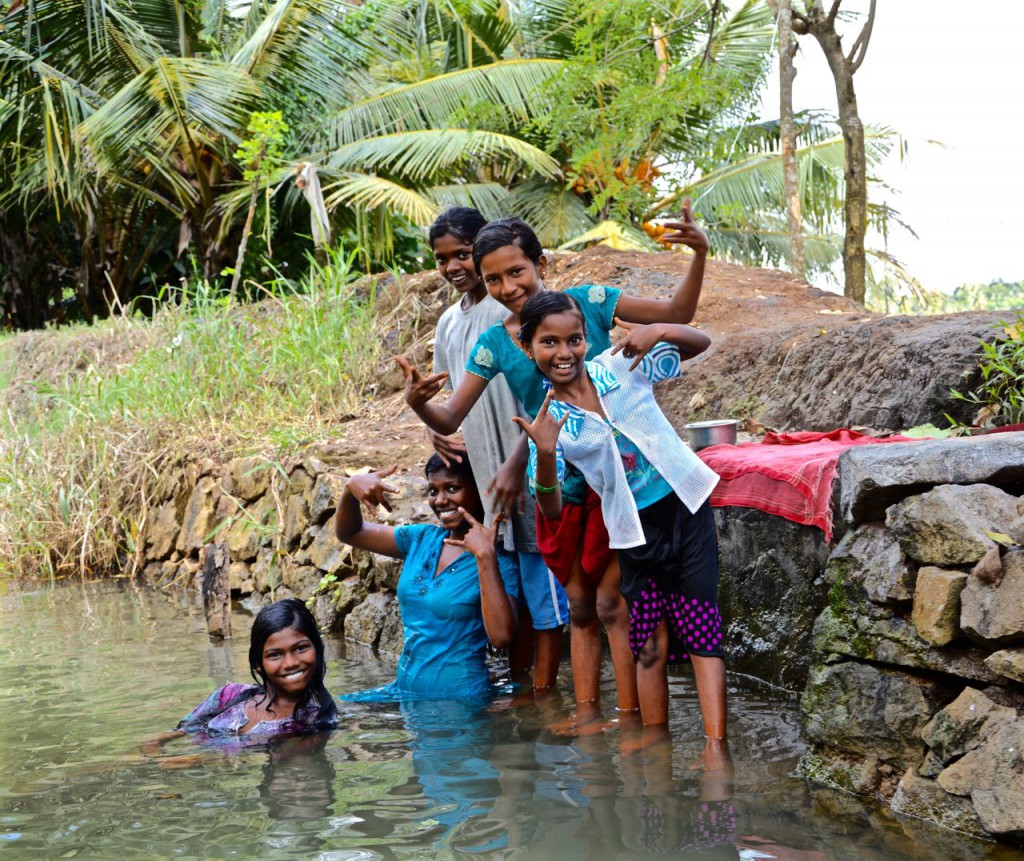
<box><xmin>335</xmin><ymin>454</ymin><xmax>520</xmax><ymax>702</ymax></box>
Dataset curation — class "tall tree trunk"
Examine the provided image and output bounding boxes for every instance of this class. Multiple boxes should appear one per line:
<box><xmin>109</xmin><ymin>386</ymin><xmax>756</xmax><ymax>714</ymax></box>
<box><xmin>795</xmin><ymin>0</ymin><xmax>875</xmax><ymax>305</ymax></box>
<box><xmin>771</xmin><ymin>0</ymin><xmax>805</xmax><ymax>280</ymax></box>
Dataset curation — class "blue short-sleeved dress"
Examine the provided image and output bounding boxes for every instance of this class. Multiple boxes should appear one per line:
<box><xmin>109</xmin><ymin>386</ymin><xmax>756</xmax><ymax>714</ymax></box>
<box><xmin>343</xmin><ymin>524</ymin><xmax>520</xmax><ymax>703</ymax></box>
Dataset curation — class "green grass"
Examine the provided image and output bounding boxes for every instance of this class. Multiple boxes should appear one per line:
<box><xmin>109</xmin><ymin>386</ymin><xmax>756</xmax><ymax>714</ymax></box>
<box><xmin>0</xmin><ymin>247</ymin><xmax>403</xmax><ymax>580</ymax></box>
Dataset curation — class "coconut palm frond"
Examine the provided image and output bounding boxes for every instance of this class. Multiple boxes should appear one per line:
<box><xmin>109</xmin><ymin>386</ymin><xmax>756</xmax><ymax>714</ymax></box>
<box><xmin>325</xmin><ymin>58</ymin><xmax>562</xmax><ymax>147</ymax></box>
<box><xmin>326</xmin><ymin>128</ymin><xmax>560</xmax><ymax>182</ymax></box>
<box><xmin>79</xmin><ymin>57</ymin><xmax>260</xmax><ymax>167</ymax></box>
<box><xmin>321</xmin><ymin>172</ymin><xmax>440</xmax><ymax>224</ymax></box>
<box><xmin>679</xmin><ymin>0</ymin><xmax>774</xmax><ymax>75</ymax></box>
<box><xmin>558</xmin><ymin>219</ymin><xmax>655</xmax><ymax>252</ymax></box>
<box><xmin>506</xmin><ymin>179</ymin><xmax>594</xmax><ymax>247</ymax></box>
<box><xmin>426</xmin><ymin>182</ymin><xmax>511</xmax><ymax>218</ymax></box>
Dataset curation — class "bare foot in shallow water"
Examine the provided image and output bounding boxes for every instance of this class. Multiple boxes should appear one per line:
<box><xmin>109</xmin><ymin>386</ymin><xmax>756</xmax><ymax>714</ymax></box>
<box><xmin>547</xmin><ymin>700</ymin><xmax>614</xmax><ymax>736</ymax></box>
<box><xmin>689</xmin><ymin>737</ymin><xmax>733</xmax><ymax>772</ymax></box>
<box><xmin>617</xmin><ymin>722</ymin><xmax>671</xmax><ymax>755</ymax></box>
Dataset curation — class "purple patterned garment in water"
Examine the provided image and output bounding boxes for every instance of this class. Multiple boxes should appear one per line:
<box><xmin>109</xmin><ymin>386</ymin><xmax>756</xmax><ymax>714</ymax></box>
<box><xmin>177</xmin><ymin>683</ymin><xmax>333</xmax><ymax>741</ymax></box>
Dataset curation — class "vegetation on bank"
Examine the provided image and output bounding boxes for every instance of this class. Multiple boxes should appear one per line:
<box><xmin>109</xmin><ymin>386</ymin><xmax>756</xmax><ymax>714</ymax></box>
<box><xmin>0</xmin><ymin>249</ymin><xmax>406</xmax><ymax>580</ymax></box>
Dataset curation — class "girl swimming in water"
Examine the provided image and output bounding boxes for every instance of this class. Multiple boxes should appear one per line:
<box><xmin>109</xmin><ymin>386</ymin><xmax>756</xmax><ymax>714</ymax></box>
<box><xmin>177</xmin><ymin>598</ymin><xmax>339</xmax><ymax>737</ymax></box>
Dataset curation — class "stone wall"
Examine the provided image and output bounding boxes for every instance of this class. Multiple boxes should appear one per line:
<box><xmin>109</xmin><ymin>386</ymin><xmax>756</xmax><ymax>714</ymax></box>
<box><xmin>798</xmin><ymin>432</ymin><xmax>1024</xmax><ymax>841</ymax></box>
<box><xmin>138</xmin><ymin>446</ymin><xmax>435</xmax><ymax>658</ymax></box>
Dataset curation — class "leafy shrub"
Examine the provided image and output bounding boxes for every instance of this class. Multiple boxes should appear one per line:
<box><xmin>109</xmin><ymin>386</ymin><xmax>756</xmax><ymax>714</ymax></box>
<box><xmin>951</xmin><ymin>312</ymin><xmax>1024</xmax><ymax>427</ymax></box>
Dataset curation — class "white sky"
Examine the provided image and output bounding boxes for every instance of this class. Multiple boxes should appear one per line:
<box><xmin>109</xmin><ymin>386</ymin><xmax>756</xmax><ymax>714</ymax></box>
<box><xmin>757</xmin><ymin>1</ymin><xmax>1024</xmax><ymax>293</ymax></box>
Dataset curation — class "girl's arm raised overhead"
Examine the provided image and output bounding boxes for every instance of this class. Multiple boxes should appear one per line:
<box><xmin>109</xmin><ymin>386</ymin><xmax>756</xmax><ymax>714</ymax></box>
<box><xmin>395</xmin><ymin>356</ymin><xmax>489</xmax><ymax>435</ymax></box>
<box><xmin>614</xmin><ymin>198</ymin><xmax>708</xmax><ymax>326</ymax></box>
<box><xmin>611</xmin><ymin>319</ymin><xmax>711</xmax><ymax>371</ymax></box>
<box><xmin>334</xmin><ymin>467</ymin><xmax>402</xmax><ymax>558</ymax></box>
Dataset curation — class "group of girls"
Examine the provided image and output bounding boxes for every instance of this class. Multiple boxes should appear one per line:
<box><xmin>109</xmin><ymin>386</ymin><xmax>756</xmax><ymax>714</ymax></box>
<box><xmin>169</xmin><ymin>204</ymin><xmax>728</xmax><ymax>771</ymax></box>
<box><xmin>396</xmin><ymin>206</ymin><xmax>727</xmax><ymax>763</ymax></box>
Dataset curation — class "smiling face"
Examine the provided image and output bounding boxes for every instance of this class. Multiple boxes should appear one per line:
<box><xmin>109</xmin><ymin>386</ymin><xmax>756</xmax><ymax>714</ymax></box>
<box><xmin>260</xmin><ymin>626</ymin><xmax>317</xmax><ymax>699</ymax></box>
<box><xmin>526</xmin><ymin>310</ymin><xmax>588</xmax><ymax>388</ymax></box>
<box><xmin>478</xmin><ymin>244</ymin><xmax>546</xmax><ymax>317</ymax></box>
<box><xmin>427</xmin><ymin>469</ymin><xmax>483</xmax><ymax>536</ymax></box>
<box><xmin>432</xmin><ymin>232</ymin><xmax>483</xmax><ymax>300</ymax></box>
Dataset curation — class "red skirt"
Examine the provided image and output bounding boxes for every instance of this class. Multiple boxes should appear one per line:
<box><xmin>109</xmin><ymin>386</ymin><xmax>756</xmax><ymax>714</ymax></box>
<box><xmin>536</xmin><ymin>488</ymin><xmax>614</xmax><ymax>586</ymax></box>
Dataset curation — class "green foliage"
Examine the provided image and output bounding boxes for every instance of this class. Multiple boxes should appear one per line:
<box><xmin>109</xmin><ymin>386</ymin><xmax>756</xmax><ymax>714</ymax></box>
<box><xmin>539</xmin><ymin>0</ymin><xmax>773</xmax><ymax>226</ymax></box>
<box><xmin>235</xmin><ymin>111</ymin><xmax>290</xmax><ymax>182</ymax></box>
<box><xmin>0</xmin><ymin>242</ymin><xmax>402</xmax><ymax>577</ymax></box>
<box><xmin>868</xmin><ymin>277</ymin><xmax>1024</xmax><ymax>315</ymax></box>
<box><xmin>951</xmin><ymin>313</ymin><xmax>1024</xmax><ymax>428</ymax></box>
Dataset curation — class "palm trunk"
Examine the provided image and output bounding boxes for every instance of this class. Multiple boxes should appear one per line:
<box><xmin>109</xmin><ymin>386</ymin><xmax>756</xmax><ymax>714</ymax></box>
<box><xmin>796</xmin><ymin>1</ymin><xmax>875</xmax><ymax>306</ymax></box>
<box><xmin>772</xmin><ymin>0</ymin><xmax>805</xmax><ymax>279</ymax></box>
<box><xmin>230</xmin><ymin>183</ymin><xmax>260</xmax><ymax>300</ymax></box>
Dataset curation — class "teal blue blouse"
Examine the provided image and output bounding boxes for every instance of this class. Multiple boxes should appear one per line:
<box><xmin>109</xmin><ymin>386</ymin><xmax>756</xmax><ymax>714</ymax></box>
<box><xmin>464</xmin><ymin>285</ymin><xmax>622</xmax><ymax>504</ymax></box>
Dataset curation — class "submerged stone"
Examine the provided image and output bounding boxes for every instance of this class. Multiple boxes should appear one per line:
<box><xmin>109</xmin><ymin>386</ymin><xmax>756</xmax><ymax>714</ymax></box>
<box><xmin>889</xmin><ymin>768</ymin><xmax>987</xmax><ymax>838</ymax></box>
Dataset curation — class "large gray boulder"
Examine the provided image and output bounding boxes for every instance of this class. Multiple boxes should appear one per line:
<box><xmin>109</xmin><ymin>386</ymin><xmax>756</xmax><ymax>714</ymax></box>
<box><xmin>886</xmin><ymin>484</ymin><xmax>1021</xmax><ymax>566</ymax></box>
<box><xmin>714</xmin><ymin>507</ymin><xmax>831</xmax><ymax>690</ymax></box>
<box><xmin>960</xmin><ymin>549</ymin><xmax>1024</xmax><ymax>646</ymax></box>
<box><xmin>802</xmin><ymin>661</ymin><xmax>947</xmax><ymax>766</ymax></box>
<box><xmin>812</xmin><ymin>605</ymin><xmax>1000</xmax><ymax>684</ymax></box>
<box><xmin>838</xmin><ymin>433</ymin><xmax>1024</xmax><ymax>524</ymax></box>
<box><xmin>825</xmin><ymin>523</ymin><xmax>915</xmax><ymax>606</ymax></box>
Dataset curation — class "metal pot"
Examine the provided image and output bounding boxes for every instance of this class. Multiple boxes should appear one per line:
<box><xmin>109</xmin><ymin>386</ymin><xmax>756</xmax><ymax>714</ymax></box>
<box><xmin>683</xmin><ymin>419</ymin><xmax>739</xmax><ymax>451</ymax></box>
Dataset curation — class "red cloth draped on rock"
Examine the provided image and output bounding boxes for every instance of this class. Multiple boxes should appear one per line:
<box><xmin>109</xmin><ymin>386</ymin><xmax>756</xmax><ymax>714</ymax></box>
<box><xmin>695</xmin><ymin>429</ymin><xmax>917</xmax><ymax>541</ymax></box>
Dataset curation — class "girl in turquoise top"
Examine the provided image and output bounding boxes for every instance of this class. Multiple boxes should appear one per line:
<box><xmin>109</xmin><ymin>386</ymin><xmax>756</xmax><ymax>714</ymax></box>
<box><xmin>335</xmin><ymin>454</ymin><xmax>519</xmax><ymax>702</ymax></box>
<box><xmin>397</xmin><ymin>207</ymin><xmax>710</xmax><ymax>733</ymax></box>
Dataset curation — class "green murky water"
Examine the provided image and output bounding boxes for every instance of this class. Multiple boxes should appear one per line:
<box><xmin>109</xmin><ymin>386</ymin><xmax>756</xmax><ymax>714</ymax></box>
<box><xmin>0</xmin><ymin>583</ymin><xmax>1012</xmax><ymax>860</ymax></box>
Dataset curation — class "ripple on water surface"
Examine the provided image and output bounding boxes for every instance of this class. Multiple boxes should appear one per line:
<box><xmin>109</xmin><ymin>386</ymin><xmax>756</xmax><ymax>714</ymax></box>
<box><xmin>0</xmin><ymin>582</ymin><xmax>1016</xmax><ymax>861</ymax></box>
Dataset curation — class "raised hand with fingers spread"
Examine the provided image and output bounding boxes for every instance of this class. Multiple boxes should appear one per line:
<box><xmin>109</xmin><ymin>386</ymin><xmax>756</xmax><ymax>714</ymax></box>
<box><xmin>658</xmin><ymin>198</ymin><xmax>709</xmax><ymax>255</ymax></box>
<box><xmin>346</xmin><ymin>464</ymin><xmax>399</xmax><ymax>514</ymax></box>
<box><xmin>610</xmin><ymin>318</ymin><xmax>667</xmax><ymax>371</ymax></box>
<box><xmin>395</xmin><ymin>355</ymin><xmax>448</xmax><ymax>410</ymax></box>
<box><xmin>444</xmin><ymin>509</ymin><xmax>504</xmax><ymax>559</ymax></box>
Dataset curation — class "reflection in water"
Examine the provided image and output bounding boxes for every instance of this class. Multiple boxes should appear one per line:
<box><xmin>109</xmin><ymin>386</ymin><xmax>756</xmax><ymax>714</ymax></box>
<box><xmin>261</xmin><ymin>733</ymin><xmax>336</xmax><ymax>821</ymax></box>
<box><xmin>1</xmin><ymin>583</ymin><xmax>1018</xmax><ymax>861</ymax></box>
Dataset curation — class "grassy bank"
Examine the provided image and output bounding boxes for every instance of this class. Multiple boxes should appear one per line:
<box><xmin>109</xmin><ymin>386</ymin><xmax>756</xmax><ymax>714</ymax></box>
<box><xmin>0</xmin><ymin>252</ymin><xmax>418</xmax><ymax>580</ymax></box>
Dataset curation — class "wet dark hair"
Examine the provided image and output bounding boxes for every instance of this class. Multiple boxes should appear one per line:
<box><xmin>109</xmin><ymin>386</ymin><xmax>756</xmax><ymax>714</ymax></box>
<box><xmin>425</xmin><ymin>452</ymin><xmax>475</xmax><ymax>484</ymax></box>
<box><xmin>472</xmin><ymin>217</ymin><xmax>544</xmax><ymax>273</ymax></box>
<box><xmin>425</xmin><ymin>453</ymin><xmax>484</xmax><ymax>520</ymax></box>
<box><xmin>249</xmin><ymin>598</ymin><xmax>338</xmax><ymax>729</ymax></box>
<box><xmin>516</xmin><ymin>291</ymin><xmax>586</xmax><ymax>347</ymax></box>
<box><xmin>428</xmin><ymin>207</ymin><xmax>487</xmax><ymax>249</ymax></box>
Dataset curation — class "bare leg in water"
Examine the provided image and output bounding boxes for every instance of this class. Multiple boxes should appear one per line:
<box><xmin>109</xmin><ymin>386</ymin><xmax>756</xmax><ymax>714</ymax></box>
<box><xmin>549</xmin><ymin>555</ymin><xmax>639</xmax><ymax>734</ymax></box>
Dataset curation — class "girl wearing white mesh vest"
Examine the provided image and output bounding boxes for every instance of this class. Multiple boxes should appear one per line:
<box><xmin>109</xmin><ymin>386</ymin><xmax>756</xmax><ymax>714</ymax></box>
<box><xmin>514</xmin><ymin>290</ymin><xmax>728</xmax><ymax>766</ymax></box>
